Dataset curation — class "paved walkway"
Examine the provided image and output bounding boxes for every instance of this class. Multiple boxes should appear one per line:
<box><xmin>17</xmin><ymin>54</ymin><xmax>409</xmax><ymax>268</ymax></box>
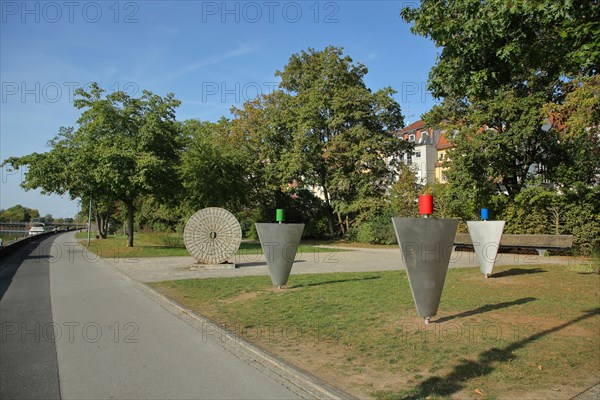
<box><xmin>1</xmin><ymin>233</ymin><xmax>325</xmax><ymax>399</ymax></box>
<box><xmin>101</xmin><ymin>241</ymin><xmax>579</xmax><ymax>283</ymax></box>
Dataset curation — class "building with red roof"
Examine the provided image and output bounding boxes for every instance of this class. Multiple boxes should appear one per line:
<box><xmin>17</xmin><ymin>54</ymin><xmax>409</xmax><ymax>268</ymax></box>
<box><xmin>395</xmin><ymin>120</ymin><xmax>442</xmax><ymax>185</ymax></box>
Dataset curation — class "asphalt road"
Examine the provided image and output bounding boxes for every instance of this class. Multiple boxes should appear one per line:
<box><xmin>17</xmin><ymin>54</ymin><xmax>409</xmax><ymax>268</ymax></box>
<box><xmin>0</xmin><ymin>233</ymin><xmax>303</xmax><ymax>399</ymax></box>
<box><xmin>0</xmin><ymin>235</ymin><xmax>61</xmax><ymax>399</ymax></box>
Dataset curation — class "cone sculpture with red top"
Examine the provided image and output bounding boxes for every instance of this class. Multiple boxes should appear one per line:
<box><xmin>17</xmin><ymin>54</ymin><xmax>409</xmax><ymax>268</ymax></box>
<box><xmin>467</xmin><ymin>208</ymin><xmax>505</xmax><ymax>279</ymax></box>
<box><xmin>392</xmin><ymin>195</ymin><xmax>459</xmax><ymax>324</ymax></box>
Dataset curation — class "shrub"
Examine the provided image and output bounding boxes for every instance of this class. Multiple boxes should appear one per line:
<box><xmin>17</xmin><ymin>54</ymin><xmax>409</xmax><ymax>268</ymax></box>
<box><xmin>349</xmin><ymin>213</ymin><xmax>397</xmax><ymax>245</ymax></box>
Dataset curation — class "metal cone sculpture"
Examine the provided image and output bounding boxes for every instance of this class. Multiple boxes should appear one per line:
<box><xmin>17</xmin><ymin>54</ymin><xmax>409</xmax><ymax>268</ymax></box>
<box><xmin>467</xmin><ymin>211</ymin><xmax>505</xmax><ymax>278</ymax></box>
<box><xmin>256</xmin><ymin>215</ymin><xmax>304</xmax><ymax>287</ymax></box>
<box><xmin>392</xmin><ymin>197</ymin><xmax>458</xmax><ymax>324</ymax></box>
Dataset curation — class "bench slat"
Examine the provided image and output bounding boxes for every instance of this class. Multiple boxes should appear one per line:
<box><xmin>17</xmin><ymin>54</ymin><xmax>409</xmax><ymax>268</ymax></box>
<box><xmin>454</xmin><ymin>233</ymin><xmax>573</xmax><ymax>248</ymax></box>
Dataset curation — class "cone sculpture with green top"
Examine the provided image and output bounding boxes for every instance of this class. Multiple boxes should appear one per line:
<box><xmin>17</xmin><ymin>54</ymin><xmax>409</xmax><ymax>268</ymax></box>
<box><xmin>392</xmin><ymin>195</ymin><xmax>459</xmax><ymax>324</ymax></box>
<box><xmin>256</xmin><ymin>209</ymin><xmax>304</xmax><ymax>288</ymax></box>
<box><xmin>467</xmin><ymin>209</ymin><xmax>505</xmax><ymax>279</ymax></box>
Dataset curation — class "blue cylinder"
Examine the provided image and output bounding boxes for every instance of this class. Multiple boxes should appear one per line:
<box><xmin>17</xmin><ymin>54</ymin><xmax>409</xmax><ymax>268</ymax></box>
<box><xmin>481</xmin><ymin>208</ymin><xmax>489</xmax><ymax>221</ymax></box>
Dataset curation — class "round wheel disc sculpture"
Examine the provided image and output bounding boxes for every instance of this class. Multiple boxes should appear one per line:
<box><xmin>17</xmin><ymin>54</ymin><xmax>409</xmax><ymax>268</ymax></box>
<box><xmin>183</xmin><ymin>207</ymin><xmax>242</xmax><ymax>264</ymax></box>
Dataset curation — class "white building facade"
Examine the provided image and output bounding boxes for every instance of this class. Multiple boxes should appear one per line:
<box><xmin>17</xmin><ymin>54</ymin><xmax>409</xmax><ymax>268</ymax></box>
<box><xmin>396</xmin><ymin>120</ymin><xmax>441</xmax><ymax>185</ymax></box>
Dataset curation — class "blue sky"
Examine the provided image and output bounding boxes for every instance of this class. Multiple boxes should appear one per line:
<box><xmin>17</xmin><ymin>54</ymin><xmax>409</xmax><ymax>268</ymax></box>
<box><xmin>1</xmin><ymin>0</ymin><xmax>439</xmax><ymax>218</ymax></box>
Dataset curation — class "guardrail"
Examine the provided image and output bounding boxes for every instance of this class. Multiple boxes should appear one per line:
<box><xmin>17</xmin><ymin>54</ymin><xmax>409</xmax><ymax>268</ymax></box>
<box><xmin>0</xmin><ymin>230</ymin><xmax>72</xmax><ymax>260</ymax></box>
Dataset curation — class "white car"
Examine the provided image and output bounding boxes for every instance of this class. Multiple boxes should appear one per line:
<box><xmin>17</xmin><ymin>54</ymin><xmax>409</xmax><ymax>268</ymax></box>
<box><xmin>28</xmin><ymin>222</ymin><xmax>46</xmax><ymax>236</ymax></box>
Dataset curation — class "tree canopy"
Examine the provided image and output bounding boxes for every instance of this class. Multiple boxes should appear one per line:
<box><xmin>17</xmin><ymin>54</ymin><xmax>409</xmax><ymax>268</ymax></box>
<box><xmin>3</xmin><ymin>83</ymin><xmax>182</xmax><ymax>246</ymax></box>
<box><xmin>401</xmin><ymin>0</ymin><xmax>599</xmax><ymax>254</ymax></box>
<box><xmin>402</xmin><ymin>0</ymin><xmax>598</xmax><ymax>101</ymax></box>
<box><xmin>0</xmin><ymin>205</ymin><xmax>40</xmax><ymax>223</ymax></box>
<box><xmin>402</xmin><ymin>0</ymin><xmax>599</xmax><ymax>201</ymax></box>
<box><xmin>231</xmin><ymin>46</ymin><xmax>411</xmax><ymax>235</ymax></box>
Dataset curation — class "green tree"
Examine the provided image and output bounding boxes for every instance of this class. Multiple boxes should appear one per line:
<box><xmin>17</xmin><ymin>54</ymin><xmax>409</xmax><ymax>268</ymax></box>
<box><xmin>179</xmin><ymin>118</ymin><xmax>250</xmax><ymax>214</ymax></box>
<box><xmin>543</xmin><ymin>75</ymin><xmax>600</xmax><ymax>187</ymax></box>
<box><xmin>402</xmin><ymin>0</ymin><xmax>599</xmax><ymax>227</ymax></box>
<box><xmin>401</xmin><ymin>0</ymin><xmax>598</xmax><ymax>102</ymax></box>
<box><xmin>3</xmin><ymin>83</ymin><xmax>182</xmax><ymax>246</ymax></box>
<box><xmin>232</xmin><ymin>47</ymin><xmax>411</xmax><ymax>236</ymax></box>
<box><xmin>389</xmin><ymin>163</ymin><xmax>422</xmax><ymax>218</ymax></box>
<box><xmin>0</xmin><ymin>205</ymin><xmax>40</xmax><ymax>222</ymax></box>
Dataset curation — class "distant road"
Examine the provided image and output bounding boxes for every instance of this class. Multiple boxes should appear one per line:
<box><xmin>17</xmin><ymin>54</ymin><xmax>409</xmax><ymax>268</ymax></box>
<box><xmin>1</xmin><ymin>233</ymin><xmax>302</xmax><ymax>399</ymax></box>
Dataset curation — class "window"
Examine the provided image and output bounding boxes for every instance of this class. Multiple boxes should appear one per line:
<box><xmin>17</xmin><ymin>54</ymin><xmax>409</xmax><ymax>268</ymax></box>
<box><xmin>439</xmin><ymin>152</ymin><xmax>445</xmax><ymax>161</ymax></box>
<box><xmin>406</xmin><ymin>154</ymin><xmax>412</xmax><ymax>165</ymax></box>
<box><xmin>415</xmin><ymin>151</ymin><xmax>421</xmax><ymax>158</ymax></box>
<box><xmin>408</xmin><ymin>134</ymin><xmax>416</xmax><ymax>142</ymax></box>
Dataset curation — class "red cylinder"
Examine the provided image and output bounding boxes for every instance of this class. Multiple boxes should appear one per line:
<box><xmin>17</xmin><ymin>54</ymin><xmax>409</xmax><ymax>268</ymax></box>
<box><xmin>419</xmin><ymin>194</ymin><xmax>434</xmax><ymax>216</ymax></box>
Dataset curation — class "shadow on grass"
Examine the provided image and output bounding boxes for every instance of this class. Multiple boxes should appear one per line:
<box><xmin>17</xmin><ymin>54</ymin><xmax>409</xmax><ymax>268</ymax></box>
<box><xmin>435</xmin><ymin>297</ymin><xmax>537</xmax><ymax>324</ymax></box>
<box><xmin>392</xmin><ymin>307</ymin><xmax>600</xmax><ymax>400</ymax></box>
<box><xmin>491</xmin><ymin>268</ymin><xmax>547</xmax><ymax>278</ymax></box>
<box><xmin>289</xmin><ymin>275</ymin><xmax>381</xmax><ymax>289</ymax></box>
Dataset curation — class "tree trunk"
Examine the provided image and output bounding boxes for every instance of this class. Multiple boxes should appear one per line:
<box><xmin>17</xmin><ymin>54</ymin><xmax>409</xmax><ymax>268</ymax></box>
<box><xmin>337</xmin><ymin>212</ymin><xmax>344</xmax><ymax>234</ymax></box>
<box><xmin>321</xmin><ymin>184</ymin><xmax>336</xmax><ymax>237</ymax></box>
<box><xmin>103</xmin><ymin>217</ymin><xmax>109</xmax><ymax>238</ymax></box>
<box><xmin>126</xmin><ymin>201</ymin><xmax>134</xmax><ymax>247</ymax></box>
<box><xmin>94</xmin><ymin>211</ymin><xmax>109</xmax><ymax>239</ymax></box>
<box><xmin>94</xmin><ymin>211</ymin><xmax>104</xmax><ymax>238</ymax></box>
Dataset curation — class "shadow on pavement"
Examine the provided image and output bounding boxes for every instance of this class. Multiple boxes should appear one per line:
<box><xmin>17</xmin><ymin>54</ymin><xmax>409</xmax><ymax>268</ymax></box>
<box><xmin>0</xmin><ymin>242</ymin><xmax>44</xmax><ymax>300</ymax></box>
<box><xmin>237</xmin><ymin>260</ymin><xmax>306</xmax><ymax>268</ymax></box>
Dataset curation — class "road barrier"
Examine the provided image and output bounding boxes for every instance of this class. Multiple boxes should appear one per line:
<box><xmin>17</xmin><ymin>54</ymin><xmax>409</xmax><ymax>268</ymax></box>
<box><xmin>0</xmin><ymin>230</ymin><xmax>70</xmax><ymax>259</ymax></box>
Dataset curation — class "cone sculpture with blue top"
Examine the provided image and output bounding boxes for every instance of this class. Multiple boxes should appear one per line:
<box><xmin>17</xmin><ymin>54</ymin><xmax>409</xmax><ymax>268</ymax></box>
<box><xmin>467</xmin><ymin>208</ymin><xmax>505</xmax><ymax>279</ymax></box>
<box><xmin>256</xmin><ymin>209</ymin><xmax>304</xmax><ymax>289</ymax></box>
<box><xmin>392</xmin><ymin>194</ymin><xmax>459</xmax><ymax>325</ymax></box>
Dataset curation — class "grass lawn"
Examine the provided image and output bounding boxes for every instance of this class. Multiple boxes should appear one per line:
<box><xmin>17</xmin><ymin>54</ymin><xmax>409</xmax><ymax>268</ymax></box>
<box><xmin>75</xmin><ymin>231</ymin><xmax>345</xmax><ymax>258</ymax></box>
<box><xmin>149</xmin><ymin>264</ymin><xmax>600</xmax><ymax>399</ymax></box>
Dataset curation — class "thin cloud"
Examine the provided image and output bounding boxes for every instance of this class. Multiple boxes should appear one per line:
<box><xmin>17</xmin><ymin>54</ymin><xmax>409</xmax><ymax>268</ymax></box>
<box><xmin>166</xmin><ymin>43</ymin><xmax>260</xmax><ymax>81</ymax></box>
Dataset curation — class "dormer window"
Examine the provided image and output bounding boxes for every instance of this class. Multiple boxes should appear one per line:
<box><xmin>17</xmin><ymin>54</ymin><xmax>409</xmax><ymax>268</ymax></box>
<box><xmin>408</xmin><ymin>134</ymin><xmax>416</xmax><ymax>142</ymax></box>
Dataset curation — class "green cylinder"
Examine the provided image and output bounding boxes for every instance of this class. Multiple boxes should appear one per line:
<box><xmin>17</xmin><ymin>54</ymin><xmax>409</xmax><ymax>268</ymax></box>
<box><xmin>276</xmin><ymin>209</ymin><xmax>285</xmax><ymax>223</ymax></box>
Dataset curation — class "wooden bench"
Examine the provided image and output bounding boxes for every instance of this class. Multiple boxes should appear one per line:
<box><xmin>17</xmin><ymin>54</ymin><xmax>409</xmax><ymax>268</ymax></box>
<box><xmin>454</xmin><ymin>233</ymin><xmax>574</xmax><ymax>255</ymax></box>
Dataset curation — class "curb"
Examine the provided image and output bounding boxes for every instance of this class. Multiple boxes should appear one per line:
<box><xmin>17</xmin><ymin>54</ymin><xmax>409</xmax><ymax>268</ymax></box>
<box><xmin>101</xmin><ymin>251</ymin><xmax>354</xmax><ymax>400</ymax></box>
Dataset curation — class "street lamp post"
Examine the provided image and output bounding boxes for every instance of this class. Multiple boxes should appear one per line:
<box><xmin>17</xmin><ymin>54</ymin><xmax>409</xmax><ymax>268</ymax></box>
<box><xmin>87</xmin><ymin>199</ymin><xmax>92</xmax><ymax>246</ymax></box>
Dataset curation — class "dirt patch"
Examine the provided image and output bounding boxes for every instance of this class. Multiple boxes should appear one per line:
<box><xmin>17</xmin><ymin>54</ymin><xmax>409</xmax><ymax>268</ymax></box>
<box><xmin>219</xmin><ymin>291</ymin><xmax>260</xmax><ymax>304</ymax></box>
<box><xmin>264</xmin><ymin>286</ymin><xmax>301</xmax><ymax>293</ymax></box>
<box><xmin>501</xmin><ymin>381</ymin><xmax>600</xmax><ymax>400</ymax></box>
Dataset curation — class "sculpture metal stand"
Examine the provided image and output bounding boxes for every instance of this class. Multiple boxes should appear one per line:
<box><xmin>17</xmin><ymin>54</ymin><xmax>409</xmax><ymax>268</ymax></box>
<box><xmin>467</xmin><ymin>209</ymin><xmax>505</xmax><ymax>278</ymax></box>
<box><xmin>392</xmin><ymin>217</ymin><xmax>459</xmax><ymax>324</ymax></box>
<box><xmin>256</xmin><ymin>210</ymin><xmax>304</xmax><ymax>288</ymax></box>
<box><xmin>392</xmin><ymin>195</ymin><xmax>458</xmax><ymax>324</ymax></box>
